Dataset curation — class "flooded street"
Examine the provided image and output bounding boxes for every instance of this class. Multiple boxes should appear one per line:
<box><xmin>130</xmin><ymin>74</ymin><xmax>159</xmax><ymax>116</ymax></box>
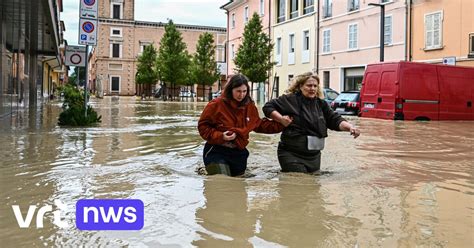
<box><xmin>0</xmin><ymin>97</ymin><xmax>473</xmax><ymax>247</ymax></box>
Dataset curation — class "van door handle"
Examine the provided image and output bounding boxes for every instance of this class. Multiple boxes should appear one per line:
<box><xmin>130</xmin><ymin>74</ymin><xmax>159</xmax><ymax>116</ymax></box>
<box><xmin>468</xmin><ymin>101</ymin><xmax>472</xmax><ymax>107</ymax></box>
<box><xmin>377</xmin><ymin>97</ymin><xmax>382</xmax><ymax>103</ymax></box>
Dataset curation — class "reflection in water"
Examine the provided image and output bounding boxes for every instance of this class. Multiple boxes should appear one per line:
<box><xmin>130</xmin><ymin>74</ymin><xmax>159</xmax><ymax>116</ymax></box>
<box><xmin>0</xmin><ymin>97</ymin><xmax>472</xmax><ymax>247</ymax></box>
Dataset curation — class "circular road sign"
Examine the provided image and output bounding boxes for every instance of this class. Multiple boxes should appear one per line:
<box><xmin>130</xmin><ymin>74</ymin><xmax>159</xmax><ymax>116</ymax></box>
<box><xmin>84</xmin><ymin>0</ymin><xmax>96</xmax><ymax>6</ymax></box>
<box><xmin>70</xmin><ymin>54</ymin><xmax>82</xmax><ymax>65</ymax></box>
<box><xmin>82</xmin><ymin>22</ymin><xmax>95</xmax><ymax>33</ymax></box>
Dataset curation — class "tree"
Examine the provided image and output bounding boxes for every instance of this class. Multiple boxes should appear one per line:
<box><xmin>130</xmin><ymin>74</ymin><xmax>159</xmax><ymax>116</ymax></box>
<box><xmin>234</xmin><ymin>12</ymin><xmax>275</xmax><ymax>87</ymax></box>
<box><xmin>190</xmin><ymin>32</ymin><xmax>220</xmax><ymax>101</ymax></box>
<box><xmin>68</xmin><ymin>66</ymin><xmax>86</xmax><ymax>86</ymax></box>
<box><xmin>156</xmin><ymin>19</ymin><xmax>191</xmax><ymax>101</ymax></box>
<box><xmin>136</xmin><ymin>44</ymin><xmax>158</xmax><ymax>98</ymax></box>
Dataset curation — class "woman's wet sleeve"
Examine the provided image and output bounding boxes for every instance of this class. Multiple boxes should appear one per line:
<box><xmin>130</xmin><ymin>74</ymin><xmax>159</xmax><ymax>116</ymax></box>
<box><xmin>321</xmin><ymin>100</ymin><xmax>346</xmax><ymax>131</ymax></box>
<box><xmin>198</xmin><ymin>101</ymin><xmax>225</xmax><ymax>144</ymax></box>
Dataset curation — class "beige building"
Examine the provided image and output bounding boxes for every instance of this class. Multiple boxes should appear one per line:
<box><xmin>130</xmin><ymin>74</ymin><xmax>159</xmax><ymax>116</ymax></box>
<box><xmin>409</xmin><ymin>0</ymin><xmax>474</xmax><ymax>67</ymax></box>
<box><xmin>91</xmin><ymin>0</ymin><xmax>226</xmax><ymax>96</ymax></box>
<box><xmin>271</xmin><ymin>0</ymin><xmax>317</xmax><ymax>97</ymax></box>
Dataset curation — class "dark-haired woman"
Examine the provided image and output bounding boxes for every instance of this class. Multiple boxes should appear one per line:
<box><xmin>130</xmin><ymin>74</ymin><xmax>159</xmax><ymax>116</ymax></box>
<box><xmin>198</xmin><ymin>74</ymin><xmax>284</xmax><ymax>176</ymax></box>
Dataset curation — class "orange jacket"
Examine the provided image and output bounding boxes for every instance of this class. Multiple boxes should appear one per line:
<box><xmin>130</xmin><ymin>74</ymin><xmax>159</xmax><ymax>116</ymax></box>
<box><xmin>198</xmin><ymin>97</ymin><xmax>284</xmax><ymax>150</ymax></box>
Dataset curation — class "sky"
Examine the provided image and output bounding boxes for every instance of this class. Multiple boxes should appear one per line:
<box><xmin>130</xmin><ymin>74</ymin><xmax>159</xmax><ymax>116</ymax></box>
<box><xmin>62</xmin><ymin>0</ymin><xmax>228</xmax><ymax>46</ymax></box>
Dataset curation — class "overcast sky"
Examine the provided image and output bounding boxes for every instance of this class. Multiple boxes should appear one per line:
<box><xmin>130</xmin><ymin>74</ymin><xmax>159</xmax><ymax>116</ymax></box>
<box><xmin>62</xmin><ymin>0</ymin><xmax>228</xmax><ymax>46</ymax></box>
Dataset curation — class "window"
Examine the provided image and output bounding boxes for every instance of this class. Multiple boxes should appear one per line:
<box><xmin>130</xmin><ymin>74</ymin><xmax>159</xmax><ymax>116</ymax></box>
<box><xmin>288</xmin><ymin>74</ymin><xmax>294</xmax><ymax>87</ymax></box>
<box><xmin>217</xmin><ymin>46</ymin><xmax>225</xmax><ymax>62</ymax></box>
<box><xmin>348</xmin><ymin>0</ymin><xmax>359</xmax><ymax>12</ymax></box>
<box><xmin>302</xmin><ymin>31</ymin><xmax>310</xmax><ymax>63</ymax></box>
<box><xmin>290</xmin><ymin>0</ymin><xmax>299</xmax><ymax>19</ymax></box>
<box><xmin>304</xmin><ymin>0</ymin><xmax>314</xmax><ymax>14</ymax></box>
<box><xmin>323</xmin><ymin>29</ymin><xmax>331</xmax><ymax>53</ymax></box>
<box><xmin>323</xmin><ymin>0</ymin><xmax>332</xmax><ymax>18</ymax></box>
<box><xmin>110</xmin><ymin>28</ymin><xmax>122</xmax><ymax>37</ymax></box>
<box><xmin>231</xmin><ymin>44</ymin><xmax>235</xmax><ymax>59</ymax></box>
<box><xmin>139</xmin><ymin>42</ymin><xmax>151</xmax><ymax>54</ymax></box>
<box><xmin>425</xmin><ymin>11</ymin><xmax>443</xmax><ymax>49</ymax></box>
<box><xmin>323</xmin><ymin>71</ymin><xmax>330</xmax><ymax>88</ymax></box>
<box><xmin>111</xmin><ymin>76</ymin><xmax>120</xmax><ymax>92</ymax></box>
<box><xmin>303</xmin><ymin>31</ymin><xmax>310</xmax><ymax>51</ymax></box>
<box><xmin>276</xmin><ymin>37</ymin><xmax>282</xmax><ymax>65</ymax></box>
<box><xmin>112</xmin><ymin>43</ymin><xmax>121</xmax><ymax>58</ymax></box>
<box><xmin>277</xmin><ymin>0</ymin><xmax>286</xmax><ymax>23</ymax></box>
<box><xmin>288</xmin><ymin>34</ymin><xmax>295</xmax><ymax>64</ymax></box>
<box><xmin>348</xmin><ymin>24</ymin><xmax>358</xmax><ymax>49</ymax></box>
<box><xmin>276</xmin><ymin>38</ymin><xmax>282</xmax><ymax>55</ymax></box>
<box><xmin>231</xmin><ymin>13</ymin><xmax>235</xmax><ymax>28</ymax></box>
<box><xmin>384</xmin><ymin>16</ymin><xmax>392</xmax><ymax>45</ymax></box>
<box><xmin>469</xmin><ymin>33</ymin><xmax>474</xmax><ymax>57</ymax></box>
<box><xmin>260</xmin><ymin>0</ymin><xmax>265</xmax><ymax>16</ymax></box>
<box><xmin>289</xmin><ymin>34</ymin><xmax>295</xmax><ymax>53</ymax></box>
<box><xmin>244</xmin><ymin>6</ymin><xmax>249</xmax><ymax>24</ymax></box>
<box><xmin>112</xmin><ymin>4</ymin><xmax>121</xmax><ymax>19</ymax></box>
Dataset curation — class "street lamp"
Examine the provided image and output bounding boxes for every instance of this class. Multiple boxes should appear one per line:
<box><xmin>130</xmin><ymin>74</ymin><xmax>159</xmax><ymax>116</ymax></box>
<box><xmin>369</xmin><ymin>3</ymin><xmax>386</xmax><ymax>62</ymax></box>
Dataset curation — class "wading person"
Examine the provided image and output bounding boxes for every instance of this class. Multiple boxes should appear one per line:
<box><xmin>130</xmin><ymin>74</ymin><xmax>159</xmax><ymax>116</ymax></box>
<box><xmin>263</xmin><ymin>72</ymin><xmax>360</xmax><ymax>173</ymax></box>
<box><xmin>198</xmin><ymin>74</ymin><xmax>284</xmax><ymax>177</ymax></box>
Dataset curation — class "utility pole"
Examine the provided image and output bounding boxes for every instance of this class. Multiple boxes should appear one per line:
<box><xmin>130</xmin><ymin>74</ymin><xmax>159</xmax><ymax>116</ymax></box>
<box><xmin>369</xmin><ymin>3</ymin><xmax>386</xmax><ymax>62</ymax></box>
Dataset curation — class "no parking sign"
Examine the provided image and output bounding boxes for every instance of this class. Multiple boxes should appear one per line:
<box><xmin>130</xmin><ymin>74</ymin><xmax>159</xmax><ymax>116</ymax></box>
<box><xmin>65</xmin><ymin>45</ymin><xmax>86</xmax><ymax>67</ymax></box>
<box><xmin>79</xmin><ymin>18</ymin><xmax>97</xmax><ymax>46</ymax></box>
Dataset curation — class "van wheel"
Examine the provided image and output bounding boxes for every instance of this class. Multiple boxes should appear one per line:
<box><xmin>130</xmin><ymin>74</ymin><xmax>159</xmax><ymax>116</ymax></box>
<box><xmin>415</xmin><ymin>117</ymin><xmax>430</xmax><ymax>121</ymax></box>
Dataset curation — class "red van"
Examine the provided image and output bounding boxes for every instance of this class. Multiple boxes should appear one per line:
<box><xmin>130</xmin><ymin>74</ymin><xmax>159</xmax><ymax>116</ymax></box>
<box><xmin>360</xmin><ymin>61</ymin><xmax>474</xmax><ymax>121</ymax></box>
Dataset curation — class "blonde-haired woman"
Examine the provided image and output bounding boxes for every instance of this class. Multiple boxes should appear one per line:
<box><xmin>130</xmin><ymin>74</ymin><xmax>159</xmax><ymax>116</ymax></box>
<box><xmin>263</xmin><ymin>72</ymin><xmax>360</xmax><ymax>173</ymax></box>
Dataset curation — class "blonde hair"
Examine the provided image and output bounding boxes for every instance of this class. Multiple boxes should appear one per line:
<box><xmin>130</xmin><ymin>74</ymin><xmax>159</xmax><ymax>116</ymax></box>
<box><xmin>286</xmin><ymin>72</ymin><xmax>324</xmax><ymax>99</ymax></box>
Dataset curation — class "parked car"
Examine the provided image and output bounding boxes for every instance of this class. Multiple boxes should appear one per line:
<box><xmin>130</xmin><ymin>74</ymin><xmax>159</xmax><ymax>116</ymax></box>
<box><xmin>323</xmin><ymin>88</ymin><xmax>339</xmax><ymax>104</ymax></box>
<box><xmin>360</xmin><ymin>61</ymin><xmax>474</xmax><ymax>121</ymax></box>
<box><xmin>331</xmin><ymin>91</ymin><xmax>361</xmax><ymax>115</ymax></box>
<box><xmin>179</xmin><ymin>90</ymin><xmax>196</xmax><ymax>97</ymax></box>
<box><xmin>212</xmin><ymin>90</ymin><xmax>221</xmax><ymax>99</ymax></box>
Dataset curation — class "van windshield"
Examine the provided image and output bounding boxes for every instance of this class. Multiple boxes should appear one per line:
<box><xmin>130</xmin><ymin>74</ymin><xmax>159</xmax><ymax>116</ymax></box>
<box><xmin>337</xmin><ymin>93</ymin><xmax>359</xmax><ymax>101</ymax></box>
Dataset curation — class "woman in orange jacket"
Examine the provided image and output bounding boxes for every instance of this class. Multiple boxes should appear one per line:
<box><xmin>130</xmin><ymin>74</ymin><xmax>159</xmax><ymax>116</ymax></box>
<box><xmin>198</xmin><ymin>74</ymin><xmax>284</xmax><ymax>176</ymax></box>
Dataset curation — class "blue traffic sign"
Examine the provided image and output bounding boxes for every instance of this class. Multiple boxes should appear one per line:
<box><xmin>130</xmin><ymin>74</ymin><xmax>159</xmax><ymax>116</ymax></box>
<box><xmin>82</xmin><ymin>22</ymin><xmax>95</xmax><ymax>33</ymax></box>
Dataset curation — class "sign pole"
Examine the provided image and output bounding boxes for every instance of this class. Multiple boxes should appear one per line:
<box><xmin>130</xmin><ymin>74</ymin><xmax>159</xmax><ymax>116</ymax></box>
<box><xmin>84</xmin><ymin>45</ymin><xmax>89</xmax><ymax>117</ymax></box>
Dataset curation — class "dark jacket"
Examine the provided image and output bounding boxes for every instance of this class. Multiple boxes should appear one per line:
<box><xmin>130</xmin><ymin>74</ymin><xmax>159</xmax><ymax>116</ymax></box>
<box><xmin>263</xmin><ymin>92</ymin><xmax>346</xmax><ymax>139</ymax></box>
<box><xmin>198</xmin><ymin>97</ymin><xmax>284</xmax><ymax>150</ymax></box>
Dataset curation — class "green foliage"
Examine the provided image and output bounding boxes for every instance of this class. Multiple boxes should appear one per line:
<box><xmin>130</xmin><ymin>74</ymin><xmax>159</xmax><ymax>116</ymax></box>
<box><xmin>58</xmin><ymin>84</ymin><xmax>101</xmax><ymax>126</ymax></box>
<box><xmin>136</xmin><ymin>44</ymin><xmax>159</xmax><ymax>85</ymax></box>
<box><xmin>234</xmin><ymin>12</ymin><xmax>275</xmax><ymax>83</ymax></box>
<box><xmin>155</xmin><ymin>19</ymin><xmax>192</xmax><ymax>86</ymax></box>
<box><xmin>190</xmin><ymin>32</ymin><xmax>220</xmax><ymax>87</ymax></box>
<box><xmin>68</xmin><ymin>67</ymin><xmax>86</xmax><ymax>86</ymax></box>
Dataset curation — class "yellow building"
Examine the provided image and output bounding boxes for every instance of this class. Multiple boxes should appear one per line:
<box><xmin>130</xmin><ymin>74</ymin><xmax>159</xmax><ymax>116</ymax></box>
<box><xmin>409</xmin><ymin>0</ymin><xmax>474</xmax><ymax>67</ymax></box>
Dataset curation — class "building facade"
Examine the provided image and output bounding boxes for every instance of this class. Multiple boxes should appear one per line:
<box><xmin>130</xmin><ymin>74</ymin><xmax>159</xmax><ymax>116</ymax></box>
<box><xmin>91</xmin><ymin>0</ymin><xmax>226</xmax><ymax>96</ymax></box>
<box><xmin>409</xmin><ymin>0</ymin><xmax>474</xmax><ymax>67</ymax></box>
<box><xmin>0</xmin><ymin>0</ymin><xmax>65</xmax><ymax>118</ymax></box>
<box><xmin>271</xmin><ymin>0</ymin><xmax>317</xmax><ymax>97</ymax></box>
<box><xmin>319</xmin><ymin>0</ymin><xmax>407</xmax><ymax>92</ymax></box>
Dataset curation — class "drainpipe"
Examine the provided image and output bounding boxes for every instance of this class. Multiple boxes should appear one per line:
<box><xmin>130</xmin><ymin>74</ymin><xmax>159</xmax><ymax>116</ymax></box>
<box><xmin>316</xmin><ymin>0</ymin><xmax>320</xmax><ymax>74</ymax></box>
<box><xmin>267</xmin><ymin>0</ymin><xmax>272</xmax><ymax>102</ymax></box>
<box><xmin>408</xmin><ymin>0</ymin><xmax>413</xmax><ymax>61</ymax></box>
<box><xmin>225</xmin><ymin>9</ymin><xmax>230</xmax><ymax>79</ymax></box>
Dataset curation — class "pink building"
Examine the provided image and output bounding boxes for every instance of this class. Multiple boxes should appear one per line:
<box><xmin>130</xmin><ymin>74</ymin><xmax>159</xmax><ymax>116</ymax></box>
<box><xmin>221</xmin><ymin>0</ymin><xmax>272</xmax><ymax>77</ymax></box>
<box><xmin>319</xmin><ymin>0</ymin><xmax>407</xmax><ymax>92</ymax></box>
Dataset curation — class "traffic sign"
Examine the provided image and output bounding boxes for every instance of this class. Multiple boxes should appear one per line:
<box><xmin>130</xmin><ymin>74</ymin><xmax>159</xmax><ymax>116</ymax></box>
<box><xmin>79</xmin><ymin>18</ymin><xmax>97</xmax><ymax>46</ymax></box>
<box><xmin>80</xmin><ymin>0</ymin><xmax>98</xmax><ymax>19</ymax></box>
<box><xmin>65</xmin><ymin>45</ymin><xmax>87</xmax><ymax>67</ymax></box>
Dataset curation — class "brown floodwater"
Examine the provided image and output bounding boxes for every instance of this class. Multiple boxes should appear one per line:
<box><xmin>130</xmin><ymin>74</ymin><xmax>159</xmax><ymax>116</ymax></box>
<box><xmin>0</xmin><ymin>97</ymin><xmax>473</xmax><ymax>247</ymax></box>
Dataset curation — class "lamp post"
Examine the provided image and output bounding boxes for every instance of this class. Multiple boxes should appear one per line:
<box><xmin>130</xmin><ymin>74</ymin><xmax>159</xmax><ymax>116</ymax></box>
<box><xmin>369</xmin><ymin>3</ymin><xmax>385</xmax><ymax>62</ymax></box>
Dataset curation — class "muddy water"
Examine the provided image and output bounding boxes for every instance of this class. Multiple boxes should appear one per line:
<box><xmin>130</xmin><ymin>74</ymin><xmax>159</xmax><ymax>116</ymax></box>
<box><xmin>0</xmin><ymin>97</ymin><xmax>472</xmax><ymax>247</ymax></box>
